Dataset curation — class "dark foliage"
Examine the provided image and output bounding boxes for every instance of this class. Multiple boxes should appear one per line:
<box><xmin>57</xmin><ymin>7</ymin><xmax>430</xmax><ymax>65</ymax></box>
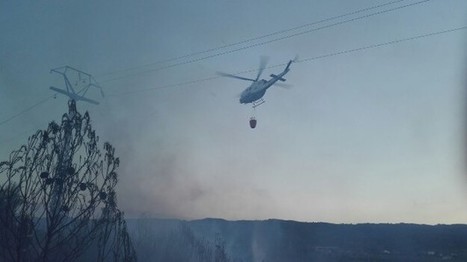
<box><xmin>129</xmin><ymin>219</ymin><xmax>230</xmax><ymax>262</ymax></box>
<box><xmin>185</xmin><ymin>219</ymin><xmax>467</xmax><ymax>262</ymax></box>
<box><xmin>0</xmin><ymin>100</ymin><xmax>136</xmax><ymax>262</ymax></box>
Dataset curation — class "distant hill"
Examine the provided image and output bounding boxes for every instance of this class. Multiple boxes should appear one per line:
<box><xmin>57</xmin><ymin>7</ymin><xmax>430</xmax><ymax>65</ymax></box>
<box><xmin>127</xmin><ymin>218</ymin><xmax>467</xmax><ymax>262</ymax></box>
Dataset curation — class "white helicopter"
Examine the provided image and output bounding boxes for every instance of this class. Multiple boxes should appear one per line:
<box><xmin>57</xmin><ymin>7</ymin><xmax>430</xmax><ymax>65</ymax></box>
<box><xmin>218</xmin><ymin>57</ymin><xmax>295</xmax><ymax>128</ymax></box>
<box><xmin>49</xmin><ymin>66</ymin><xmax>104</xmax><ymax>105</ymax></box>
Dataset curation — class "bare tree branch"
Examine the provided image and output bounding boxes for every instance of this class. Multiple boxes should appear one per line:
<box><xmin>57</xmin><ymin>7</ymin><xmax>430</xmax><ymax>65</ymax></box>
<box><xmin>0</xmin><ymin>100</ymin><xmax>136</xmax><ymax>262</ymax></box>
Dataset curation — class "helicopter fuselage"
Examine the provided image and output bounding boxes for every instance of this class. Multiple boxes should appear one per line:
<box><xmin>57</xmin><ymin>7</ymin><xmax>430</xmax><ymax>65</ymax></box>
<box><xmin>239</xmin><ymin>80</ymin><xmax>268</xmax><ymax>104</ymax></box>
<box><xmin>239</xmin><ymin>61</ymin><xmax>291</xmax><ymax>104</ymax></box>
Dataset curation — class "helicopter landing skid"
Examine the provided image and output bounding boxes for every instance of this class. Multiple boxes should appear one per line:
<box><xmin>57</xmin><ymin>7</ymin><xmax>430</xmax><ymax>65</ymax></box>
<box><xmin>252</xmin><ymin>99</ymin><xmax>265</xmax><ymax>108</ymax></box>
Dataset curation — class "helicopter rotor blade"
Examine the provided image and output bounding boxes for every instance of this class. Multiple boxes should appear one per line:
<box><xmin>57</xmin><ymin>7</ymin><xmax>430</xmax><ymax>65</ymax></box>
<box><xmin>255</xmin><ymin>56</ymin><xmax>269</xmax><ymax>81</ymax></box>
<box><xmin>273</xmin><ymin>82</ymin><xmax>293</xmax><ymax>89</ymax></box>
<box><xmin>217</xmin><ymin>72</ymin><xmax>256</xmax><ymax>82</ymax></box>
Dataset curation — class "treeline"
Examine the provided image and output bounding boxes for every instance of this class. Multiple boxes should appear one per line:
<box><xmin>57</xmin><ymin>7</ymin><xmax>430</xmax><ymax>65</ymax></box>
<box><xmin>128</xmin><ymin>219</ymin><xmax>231</xmax><ymax>262</ymax></box>
<box><xmin>128</xmin><ymin>218</ymin><xmax>467</xmax><ymax>262</ymax></box>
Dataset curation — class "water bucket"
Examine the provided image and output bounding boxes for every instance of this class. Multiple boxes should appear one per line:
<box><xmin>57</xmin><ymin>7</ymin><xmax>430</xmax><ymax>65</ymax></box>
<box><xmin>249</xmin><ymin>118</ymin><xmax>257</xmax><ymax>129</ymax></box>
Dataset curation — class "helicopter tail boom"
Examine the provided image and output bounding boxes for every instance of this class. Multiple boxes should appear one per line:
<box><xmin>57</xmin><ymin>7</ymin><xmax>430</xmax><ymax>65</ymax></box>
<box><xmin>285</xmin><ymin>60</ymin><xmax>293</xmax><ymax>71</ymax></box>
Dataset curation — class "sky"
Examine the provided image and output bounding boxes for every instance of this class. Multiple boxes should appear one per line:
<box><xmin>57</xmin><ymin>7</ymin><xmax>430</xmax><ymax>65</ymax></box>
<box><xmin>1</xmin><ymin>0</ymin><xmax>467</xmax><ymax>224</ymax></box>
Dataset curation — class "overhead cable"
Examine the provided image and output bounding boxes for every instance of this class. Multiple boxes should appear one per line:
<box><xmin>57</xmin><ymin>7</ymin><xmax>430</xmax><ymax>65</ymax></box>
<box><xmin>100</xmin><ymin>0</ymin><xmax>434</xmax><ymax>83</ymax></box>
<box><xmin>97</xmin><ymin>0</ymin><xmax>409</xmax><ymax>79</ymax></box>
<box><xmin>0</xmin><ymin>95</ymin><xmax>53</xmax><ymax>126</ymax></box>
<box><xmin>107</xmin><ymin>25</ymin><xmax>467</xmax><ymax>97</ymax></box>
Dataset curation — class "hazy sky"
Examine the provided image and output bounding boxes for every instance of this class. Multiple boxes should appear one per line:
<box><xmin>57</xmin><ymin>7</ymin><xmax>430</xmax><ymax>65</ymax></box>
<box><xmin>1</xmin><ymin>0</ymin><xmax>467</xmax><ymax>224</ymax></box>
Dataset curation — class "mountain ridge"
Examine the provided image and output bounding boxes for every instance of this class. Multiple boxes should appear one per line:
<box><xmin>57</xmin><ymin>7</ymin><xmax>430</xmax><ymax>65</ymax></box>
<box><xmin>128</xmin><ymin>218</ymin><xmax>467</xmax><ymax>261</ymax></box>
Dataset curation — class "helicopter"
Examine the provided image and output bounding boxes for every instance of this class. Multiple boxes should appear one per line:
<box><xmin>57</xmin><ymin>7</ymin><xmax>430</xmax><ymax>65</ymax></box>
<box><xmin>218</xmin><ymin>57</ymin><xmax>295</xmax><ymax>128</ymax></box>
<box><xmin>49</xmin><ymin>66</ymin><xmax>104</xmax><ymax>105</ymax></box>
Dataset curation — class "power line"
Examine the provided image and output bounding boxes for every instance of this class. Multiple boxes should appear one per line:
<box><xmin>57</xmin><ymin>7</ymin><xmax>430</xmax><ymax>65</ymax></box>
<box><xmin>97</xmin><ymin>0</ymin><xmax>408</xmax><ymax>79</ymax></box>
<box><xmin>100</xmin><ymin>0</ymin><xmax>435</xmax><ymax>84</ymax></box>
<box><xmin>0</xmin><ymin>0</ymin><xmax>453</xmax><ymax>128</ymax></box>
<box><xmin>298</xmin><ymin>26</ymin><xmax>467</xmax><ymax>63</ymax></box>
<box><xmin>106</xmin><ymin>25</ymin><xmax>467</xmax><ymax>97</ymax></box>
<box><xmin>0</xmin><ymin>95</ymin><xmax>53</xmax><ymax>126</ymax></box>
<box><xmin>0</xmin><ymin>25</ymin><xmax>464</xmax><ymax>135</ymax></box>
<box><xmin>2</xmin><ymin>24</ymin><xmax>463</xmax><ymax>129</ymax></box>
